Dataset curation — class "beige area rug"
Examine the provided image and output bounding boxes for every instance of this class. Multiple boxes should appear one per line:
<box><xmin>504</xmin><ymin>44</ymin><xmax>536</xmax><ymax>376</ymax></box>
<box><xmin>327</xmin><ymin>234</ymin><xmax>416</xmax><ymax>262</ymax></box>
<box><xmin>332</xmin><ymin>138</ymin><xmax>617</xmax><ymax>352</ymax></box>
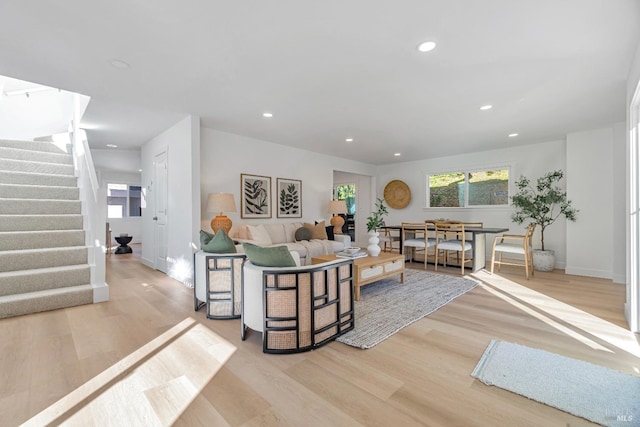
<box><xmin>336</xmin><ymin>269</ymin><xmax>479</xmax><ymax>349</ymax></box>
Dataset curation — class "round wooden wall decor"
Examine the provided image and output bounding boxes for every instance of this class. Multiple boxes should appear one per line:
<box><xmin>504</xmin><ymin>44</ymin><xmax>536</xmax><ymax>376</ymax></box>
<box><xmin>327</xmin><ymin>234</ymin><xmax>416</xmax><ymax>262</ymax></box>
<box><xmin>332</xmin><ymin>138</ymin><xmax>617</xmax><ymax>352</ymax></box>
<box><xmin>384</xmin><ymin>180</ymin><xmax>411</xmax><ymax>209</ymax></box>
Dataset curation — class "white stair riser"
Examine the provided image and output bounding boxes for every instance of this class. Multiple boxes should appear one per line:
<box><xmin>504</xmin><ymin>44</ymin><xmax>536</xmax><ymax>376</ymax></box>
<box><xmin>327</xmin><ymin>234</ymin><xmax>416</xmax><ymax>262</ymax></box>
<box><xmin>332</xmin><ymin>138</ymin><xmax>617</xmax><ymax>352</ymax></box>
<box><xmin>0</xmin><ymin>215</ymin><xmax>83</xmax><ymax>232</ymax></box>
<box><xmin>0</xmin><ymin>171</ymin><xmax>77</xmax><ymax>187</ymax></box>
<box><xmin>0</xmin><ymin>158</ymin><xmax>74</xmax><ymax>176</ymax></box>
<box><xmin>0</xmin><ymin>247</ymin><xmax>88</xmax><ymax>272</ymax></box>
<box><xmin>0</xmin><ymin>285</ymin><xmax>93</xmax><ymax>319</ymax></box>
<box><xmin>0</xmin><ymin>184</ymin><xmax>79</xmax><ymax>200</ymax></box>
<box><xmin>0</xmin><ymin>139</ymin><xmax>68</xmax><ymax>154</ymax></box>
<box><xmin>0</xmin><ymin>199</ymin><xmax>81</xmax><ymax>214</ymax></box>
<box><xmin>0</xmin><ymin>146</ymin><xmax>73</xmax><ymax>165</ymax></box>
<box><xmin>0</xmin><ymin>266</ymin><xmax>90</xmax><ymax>296</ymax></box>
<box><xmin>0</xmin><ymin>230</ymin><xmax>85</xmax><ymax>251</ymax></box>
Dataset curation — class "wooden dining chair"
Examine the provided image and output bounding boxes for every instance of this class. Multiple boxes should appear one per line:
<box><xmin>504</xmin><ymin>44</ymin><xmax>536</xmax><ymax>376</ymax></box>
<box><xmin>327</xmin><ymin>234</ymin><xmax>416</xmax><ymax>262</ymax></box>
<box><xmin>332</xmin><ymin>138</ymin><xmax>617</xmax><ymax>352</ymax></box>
<box><xmin>401</xmin><ymin>221</ymin><xmax>436</xmax><ymax>269</ymax></box>
<box><xmin>490</xmin><ymin>224</ymin><xmax>536</xmax><ymax>279</ymax></box>
<box><xmin>377</xmin><ymin>222</ymin><xmax>400</xmax><ymax>253</ymax></box>
<box><xmin>434</xmin><ymin>221</ymin><xmax>473</xmax><ymax>275</ymax></box>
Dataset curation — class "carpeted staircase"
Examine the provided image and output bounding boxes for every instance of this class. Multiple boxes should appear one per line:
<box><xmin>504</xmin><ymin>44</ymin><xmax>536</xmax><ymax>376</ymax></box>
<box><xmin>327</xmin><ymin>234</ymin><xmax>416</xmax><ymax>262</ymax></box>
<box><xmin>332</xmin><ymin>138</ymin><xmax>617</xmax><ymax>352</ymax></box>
<box><xmin>0</xmin><ymin>139</ymin><xmax>94</xmax><ymax>318</ymax></box>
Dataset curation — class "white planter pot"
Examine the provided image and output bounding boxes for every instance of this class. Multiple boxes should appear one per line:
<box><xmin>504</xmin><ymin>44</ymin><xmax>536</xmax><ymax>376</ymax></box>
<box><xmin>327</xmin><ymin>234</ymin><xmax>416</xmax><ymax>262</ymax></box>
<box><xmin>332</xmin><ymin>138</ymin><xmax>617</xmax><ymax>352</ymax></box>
<box><xmin>533</xmin><ymin>249</ymin><xmax>555</xmax><ymax>272</ymax></box>
<box><xmin>367</xmin><ymin>231</ymin><xmax>381</xmax><ymax>257</ymax></box>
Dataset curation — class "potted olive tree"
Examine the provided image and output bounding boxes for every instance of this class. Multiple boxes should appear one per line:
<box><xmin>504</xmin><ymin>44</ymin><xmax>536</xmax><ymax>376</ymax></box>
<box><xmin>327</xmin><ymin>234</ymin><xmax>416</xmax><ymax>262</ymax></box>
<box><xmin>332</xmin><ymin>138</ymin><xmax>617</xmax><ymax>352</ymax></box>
<box><xmin>365</xmin><ymin>198</ymin><xmax>389</xmax><ymax>256</ymax></box>
<box><xmin>511</xmin><ymin>170</ymin><xmax>578</xmax><ymax>271</ymax></box>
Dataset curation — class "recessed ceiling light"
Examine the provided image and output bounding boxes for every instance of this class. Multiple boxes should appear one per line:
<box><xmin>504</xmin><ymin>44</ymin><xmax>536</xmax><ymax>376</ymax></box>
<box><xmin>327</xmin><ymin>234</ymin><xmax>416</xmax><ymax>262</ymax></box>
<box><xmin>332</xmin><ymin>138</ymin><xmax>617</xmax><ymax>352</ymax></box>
<box><xmin>480</xmin><ymin>105</ymin><xmax>493</xmax><ymax>110</ymax></box>
<box><xmin>262</xmin><ymin>112</ymin><xmax>273</xmax><ymax>118</ymax></box>
<box><xmin>109</xmin><ymin>59</ymin><xmax>130</xmax><ymax>69</ymax></box>
<box><xmin>345</xmin><ymin>138</ymin><xmax>354</xmax><ymax>142</ymax></box>
<box><xmin>417</xmin><ymin>41</ymin><xmax>437</xmax><ymax>52</ymax></box>
<box><xmin>508</xmin><ymin>133</ymin><xmax>519</xmax><ymax>138</ymax></box>
<box><xmin>394</xmin><ymin>153</ymin><xmax>401</xmax><ymax>157</ymax></box>
<box><xmin>106</xmin><ymin>144</ymin><xmax>118</xmax><ymax>148</ymax></box>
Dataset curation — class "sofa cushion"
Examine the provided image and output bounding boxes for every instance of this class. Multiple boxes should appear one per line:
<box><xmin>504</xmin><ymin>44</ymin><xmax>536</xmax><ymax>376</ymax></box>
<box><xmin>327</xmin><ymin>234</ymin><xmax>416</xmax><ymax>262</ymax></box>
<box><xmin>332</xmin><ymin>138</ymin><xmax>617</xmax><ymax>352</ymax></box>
<box><xmin>263</xmin><ymin>223</ymin><xmax>287</xmax><ymax>244</ymax></box>
<box><xmin>284</xmin><ymin>222</ymin><xmax>300</xmax><ymax>243</ymax></box>
<box><xmin>325</xmin><ymin>225</ymin><xmax>335</xmax><ymax>240</ymax></box>
<box><xmin>295</xmin><ymin>226</ymin><xmax>312</xmax><ymax>241</ymax></box>
<box><xmin>247</xmin><ymin>224</ymin><xmax>273</xmax><ymax>246</ymax></box>
<box><xmin>200</xmin><ymin>230</ymin><xmax>237</xmax><ymax>253</ymax></box>
<box><xmin>242</xmin><ymin>242</ymin><xmax>296</xmax><ymax>267</ymax></box>
<box><xmin>304</xmin><ymin>221</ymin><xmax>328</xmax><ymax>240</ymax></box>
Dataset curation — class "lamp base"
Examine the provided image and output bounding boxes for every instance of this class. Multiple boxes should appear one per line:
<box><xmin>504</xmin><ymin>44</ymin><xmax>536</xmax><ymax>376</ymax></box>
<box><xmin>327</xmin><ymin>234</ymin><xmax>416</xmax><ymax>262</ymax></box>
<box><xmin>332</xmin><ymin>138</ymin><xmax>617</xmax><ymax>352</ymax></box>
<box><xmin>211</xmin><ymin>215</ymin><xmax>232</xmax><ymax>235</ymax></box>
<box><xmin>330</xmin><ymin>215</ymin><xmax>345</xmax><ymax>235</ymax></box>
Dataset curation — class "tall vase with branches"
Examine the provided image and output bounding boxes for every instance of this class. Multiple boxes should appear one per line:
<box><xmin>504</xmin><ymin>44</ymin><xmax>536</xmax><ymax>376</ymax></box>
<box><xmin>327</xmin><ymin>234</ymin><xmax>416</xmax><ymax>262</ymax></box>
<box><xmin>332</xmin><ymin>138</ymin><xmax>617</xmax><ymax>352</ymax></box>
<box><xmin>366</xmin><ymin>198</ymin><xmax>389</xmax><ymax>256</ymax></box>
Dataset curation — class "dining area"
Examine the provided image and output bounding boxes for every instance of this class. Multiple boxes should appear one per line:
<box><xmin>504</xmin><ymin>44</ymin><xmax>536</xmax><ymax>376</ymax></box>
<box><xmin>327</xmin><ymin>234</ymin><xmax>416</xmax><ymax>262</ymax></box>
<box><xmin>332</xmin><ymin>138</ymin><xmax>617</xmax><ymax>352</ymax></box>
<box><xmin>377</xmin><ymin>221</ymin><xmax>531</xmax><ymax>276</ymax></box>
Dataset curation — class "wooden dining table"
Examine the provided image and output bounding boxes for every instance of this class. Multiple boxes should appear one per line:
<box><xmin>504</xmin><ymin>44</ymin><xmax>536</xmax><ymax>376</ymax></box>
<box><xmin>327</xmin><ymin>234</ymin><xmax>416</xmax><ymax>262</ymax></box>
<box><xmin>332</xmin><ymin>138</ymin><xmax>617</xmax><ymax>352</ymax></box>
<box><xmin>379</xmin><ymin>224</ymin><xmax>508</xmax><ymax>273</ymax></box>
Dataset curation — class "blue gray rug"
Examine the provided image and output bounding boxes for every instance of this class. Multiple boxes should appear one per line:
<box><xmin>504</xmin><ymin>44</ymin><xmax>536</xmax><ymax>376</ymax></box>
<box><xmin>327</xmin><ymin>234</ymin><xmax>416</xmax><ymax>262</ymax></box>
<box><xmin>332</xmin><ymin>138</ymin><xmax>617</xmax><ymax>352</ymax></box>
<box><xmin>336</xmin><ymin>269</ymin><xmax>479</xmax><ymax>349</ymax></box>
<box><xmin>472</xmin><ymin>340</ymin><xmax>640</xmax><ymax>426</ymax></box>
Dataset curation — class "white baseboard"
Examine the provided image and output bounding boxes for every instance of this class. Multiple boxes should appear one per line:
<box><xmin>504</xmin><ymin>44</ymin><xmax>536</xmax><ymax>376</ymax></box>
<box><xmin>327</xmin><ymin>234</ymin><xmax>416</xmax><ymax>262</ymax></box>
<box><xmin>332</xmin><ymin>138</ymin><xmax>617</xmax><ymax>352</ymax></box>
<box><xmin>93</xmin><ymin>282</ymin><xmax>110</xmax><ymax>303</ymax></box>
<box><xmin>141</xmin><ymin>257</ymin><xmax>155</xmax><ymax>269</ymax></box>
<box><xmin>612</xmin><ymin>273</ymin><xmax>626</xmax><ymax>285</ymax></box>
<box><xmin>564</xmin><ymin>267</ymin><xmax>612</xmax><ymax>280</ymax></box>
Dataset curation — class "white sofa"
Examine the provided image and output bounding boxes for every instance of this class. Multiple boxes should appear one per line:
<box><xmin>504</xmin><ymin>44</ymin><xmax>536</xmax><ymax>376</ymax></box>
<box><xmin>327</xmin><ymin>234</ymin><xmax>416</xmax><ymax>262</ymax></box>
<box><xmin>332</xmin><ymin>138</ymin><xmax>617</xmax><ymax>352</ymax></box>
<box><xmin>230</xmin><ymin>222</ymin><xmax>351</xmax><ymax>265</ymax></box>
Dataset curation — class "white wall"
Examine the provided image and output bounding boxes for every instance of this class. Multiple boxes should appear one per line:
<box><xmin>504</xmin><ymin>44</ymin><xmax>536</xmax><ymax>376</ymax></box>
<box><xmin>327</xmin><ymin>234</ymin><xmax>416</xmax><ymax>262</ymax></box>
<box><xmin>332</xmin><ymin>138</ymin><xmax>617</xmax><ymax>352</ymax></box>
<box><xmin>91</xmin><ymin>148</ymin><xmax>141</xmax><ymax>173</ymax></box>
<box><xmin>613</xmin><ymin>122</ymin><xmax>627</xmax><ymax>284</ymax></box>
<box><xmin>625</xmin><ymin>39</ymin><xmax>640</xmax><ymax>331</ymax></box>
<box><xmin>141</xmin><ymin>116</ymin><xmax>200</xmax><ymax>285</ymax></box>
<box><xmin>566</xmin><ymin>127</ymin><xmax>615</xmax><ymax>279</ymax></box>
<box><xmin>200</xmin><ymin>128</ymin><xmax>376</xmax><ymax>235</ymax></box>
<box><xmin>376</xmin><ymin>139</ymin><xmax>569</xmax><ymax>266</ymax></box>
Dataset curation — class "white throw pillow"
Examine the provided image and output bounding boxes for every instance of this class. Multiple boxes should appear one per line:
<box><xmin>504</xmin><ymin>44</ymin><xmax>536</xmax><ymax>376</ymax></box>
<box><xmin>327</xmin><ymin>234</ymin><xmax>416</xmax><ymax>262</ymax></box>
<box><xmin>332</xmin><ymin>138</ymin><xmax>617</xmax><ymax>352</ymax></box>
<box><xmin>247</xmin><ymin>224</ymin><xmax>273</xmax><ymax>246</ymax></box>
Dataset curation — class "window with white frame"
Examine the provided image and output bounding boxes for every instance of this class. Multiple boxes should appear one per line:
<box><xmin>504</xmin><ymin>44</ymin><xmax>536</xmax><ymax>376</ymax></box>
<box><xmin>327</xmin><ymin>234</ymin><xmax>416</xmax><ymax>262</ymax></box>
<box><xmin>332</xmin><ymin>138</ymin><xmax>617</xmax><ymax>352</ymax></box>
<box><xmin>427</xmin><ymin>168</ymin><xmax>510</xmax><ymax>208</ymax></box>
<box><xmin>107</xmin><ymin>183</ymin><xmax>142</xmax><ymax>218</ymax></box>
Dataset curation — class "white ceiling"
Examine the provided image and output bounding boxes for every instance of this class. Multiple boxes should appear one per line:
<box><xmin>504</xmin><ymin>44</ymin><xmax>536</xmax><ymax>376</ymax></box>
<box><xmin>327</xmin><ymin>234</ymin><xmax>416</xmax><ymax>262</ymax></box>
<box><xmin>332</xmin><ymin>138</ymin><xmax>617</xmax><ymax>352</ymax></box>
<box><xmin>1</xmin><ymin>1</ymin><xmax>638</xmax><ymax>165</ymax></box>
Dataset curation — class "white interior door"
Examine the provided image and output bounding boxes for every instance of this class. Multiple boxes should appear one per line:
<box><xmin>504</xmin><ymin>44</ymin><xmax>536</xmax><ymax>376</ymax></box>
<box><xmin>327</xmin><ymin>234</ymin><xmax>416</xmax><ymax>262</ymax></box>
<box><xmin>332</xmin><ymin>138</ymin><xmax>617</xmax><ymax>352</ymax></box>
<box><xmin>154</xmin><ymin>150</ymin><xmax>168</xmax><ymax>273</ymax></box>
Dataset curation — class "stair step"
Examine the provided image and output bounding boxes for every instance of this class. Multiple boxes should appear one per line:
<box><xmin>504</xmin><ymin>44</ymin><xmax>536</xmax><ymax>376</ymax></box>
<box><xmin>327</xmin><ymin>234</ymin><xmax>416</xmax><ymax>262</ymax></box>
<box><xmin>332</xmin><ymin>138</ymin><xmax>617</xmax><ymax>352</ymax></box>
<box><xmin>0</xmin><ymin>230</ymin><xmax>85</xmax><ymax>251</ymax></box>
<box><xmin>0</xmin><ymin>265</ymin><xmax>90</xmax><ymax>296</ymax></box>
<box><xmin>0</xmin><ymin>183</ymin><xmax>79</xmax><ymax>200</ymax></box>
<box><xmin>0</xmin><ymin>199</ymin><xmax>81</xmax><ymax>214</ymax></box>
<box><xmin>0</xmin><ymin>170</ymin><xmax>77</xmax><ymax>187</ymax></box>
<box><xmin>0</xmin><ymin>246</ymin><xmax>88</xmax><ymax>272</ymax></box>
<box><xmin>0</xmin><ymin>146</ymin><xmax>73</xmax><ymax>165</ymax></box>
<box><xmin>0</xmin><ymin>284</ymin><xmax>94</xmax><ymax>319</ymax></box>
<box><xmin>0</xmin><ymin>139</ymin><xmax>68</xmax><ymax>154</ymax></box>
<box><xmin>0</xmin><ymin>214</ymin><xmax>83</xmax><ymax>232</ymax></box>
<box><xmin>0</xmin><ymin>157</ymin><xmax>74</xmax><ymax>176</ymax></box>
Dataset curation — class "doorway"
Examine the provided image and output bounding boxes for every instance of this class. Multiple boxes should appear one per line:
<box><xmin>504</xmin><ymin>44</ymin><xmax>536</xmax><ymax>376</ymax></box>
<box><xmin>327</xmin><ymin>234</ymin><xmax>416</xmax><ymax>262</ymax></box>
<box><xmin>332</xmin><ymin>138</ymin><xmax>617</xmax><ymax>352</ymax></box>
<box><xmin>334</xmin><ymin>183</ymin><xmax>356</xmax><ymax>240</ymax></box>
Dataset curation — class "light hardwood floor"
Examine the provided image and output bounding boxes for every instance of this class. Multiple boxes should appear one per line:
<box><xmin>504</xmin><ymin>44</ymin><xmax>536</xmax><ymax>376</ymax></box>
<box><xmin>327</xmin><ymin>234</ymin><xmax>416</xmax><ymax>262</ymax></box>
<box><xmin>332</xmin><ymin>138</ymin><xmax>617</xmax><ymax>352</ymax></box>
<box><xmin>3</xmin><ymin>246</ymin><xmax>638</xmax><ymax>426</ymax></box>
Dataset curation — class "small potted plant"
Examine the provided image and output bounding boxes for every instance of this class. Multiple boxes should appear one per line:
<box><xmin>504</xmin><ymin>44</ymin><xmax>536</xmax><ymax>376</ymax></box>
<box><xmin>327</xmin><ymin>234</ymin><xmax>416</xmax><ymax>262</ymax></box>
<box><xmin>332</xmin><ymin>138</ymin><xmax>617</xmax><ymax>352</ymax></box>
<box><xmin>510</xmin><ymin>170</ymin><xmax>578</xmax><ymax>271</ymax></box>
<box><xmin>365</xmin><ymin>198</ymin><xmax>389</xmax><ymax>256</ymax></box>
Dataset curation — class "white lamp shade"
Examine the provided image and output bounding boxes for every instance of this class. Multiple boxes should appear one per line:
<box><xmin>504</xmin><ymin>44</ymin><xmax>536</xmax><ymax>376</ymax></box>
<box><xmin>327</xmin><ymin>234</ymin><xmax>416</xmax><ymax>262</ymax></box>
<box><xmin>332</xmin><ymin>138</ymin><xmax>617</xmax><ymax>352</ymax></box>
<box><xmin>206</xmin><ymin>193</ymin><xmax>237</xmax><ymax>214</ymax></box>
<box><xmin>328</xmin><ymin>200</ymin><xmax>347</xmax><ymax>214</ymax></box>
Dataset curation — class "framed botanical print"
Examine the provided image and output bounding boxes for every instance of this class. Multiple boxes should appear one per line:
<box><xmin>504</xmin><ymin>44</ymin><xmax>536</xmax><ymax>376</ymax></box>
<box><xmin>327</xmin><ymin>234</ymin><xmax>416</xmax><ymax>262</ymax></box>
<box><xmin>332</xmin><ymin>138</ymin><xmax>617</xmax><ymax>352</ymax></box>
<box><xmin>241</xmin><ymin>173</ymin><xmax>271</xmax><ymax>218</ymax></box>
<box><xmin>276</xmin><ymin>178</ymin><xmax>302</xmax><ymax>218</ymax></box>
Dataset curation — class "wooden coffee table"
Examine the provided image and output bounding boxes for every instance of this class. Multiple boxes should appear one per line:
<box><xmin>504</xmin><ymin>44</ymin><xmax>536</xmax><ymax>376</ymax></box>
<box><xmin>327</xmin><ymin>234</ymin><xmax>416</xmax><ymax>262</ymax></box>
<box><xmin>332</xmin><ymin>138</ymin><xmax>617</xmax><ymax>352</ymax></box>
<box><xmin>311</xmin><ymin>252</ymin><xmax>405</xmax><ymax>301</ymax></box>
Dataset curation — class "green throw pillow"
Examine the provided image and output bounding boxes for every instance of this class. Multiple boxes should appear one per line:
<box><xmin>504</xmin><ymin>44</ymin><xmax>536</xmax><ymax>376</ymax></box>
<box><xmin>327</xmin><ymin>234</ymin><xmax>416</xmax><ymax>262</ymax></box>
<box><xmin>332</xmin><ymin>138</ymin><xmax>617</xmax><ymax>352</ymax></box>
<box><xmin>295</xmin><ymin>226</ymin><xmax>312</xmax><ymax>241</ymax></box>
<box><xmin>242</xmin><ymin>242</ymin><xmax>296</xmax><ymax>267</ymax></box>
<box><xmin>200</xmin><ymin>230</ymin><xmax>237</xmax><ymax>253</ymax></box>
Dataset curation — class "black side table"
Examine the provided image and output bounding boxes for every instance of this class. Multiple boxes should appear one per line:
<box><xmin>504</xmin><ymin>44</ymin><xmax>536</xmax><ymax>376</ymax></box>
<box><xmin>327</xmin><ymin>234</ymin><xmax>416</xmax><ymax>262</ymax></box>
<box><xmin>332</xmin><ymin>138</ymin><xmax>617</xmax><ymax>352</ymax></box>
<box><xmin>114</xmin><ymin>236</ymin><xmax>133</xmax><ymax>254</ymax></box>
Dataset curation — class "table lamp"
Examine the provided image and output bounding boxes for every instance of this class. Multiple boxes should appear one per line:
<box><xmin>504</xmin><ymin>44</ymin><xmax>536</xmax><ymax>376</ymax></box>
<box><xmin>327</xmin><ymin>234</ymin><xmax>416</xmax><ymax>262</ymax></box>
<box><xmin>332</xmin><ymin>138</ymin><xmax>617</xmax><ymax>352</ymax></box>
<box><xmin>207</xmin><ymin>193</ymin><xmax>237</xmax><ymax>234</ymax></box>
<box><xmin>328</xmin><ymin>200</ymin><xmax>348</xmax><ymax>235</ymax></box>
